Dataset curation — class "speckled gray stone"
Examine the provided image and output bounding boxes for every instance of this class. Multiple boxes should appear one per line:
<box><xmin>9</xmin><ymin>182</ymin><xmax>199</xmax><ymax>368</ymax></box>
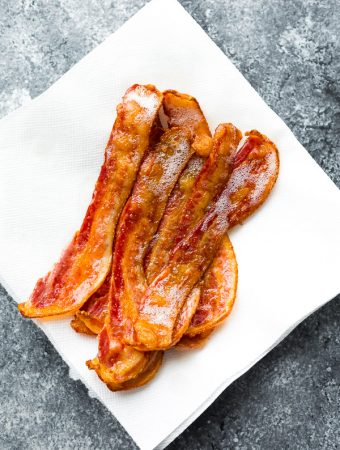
<box><xmin>0</xmin><ymin>1</ymin><xmax>339</xmax><ymax>449</ymax></box>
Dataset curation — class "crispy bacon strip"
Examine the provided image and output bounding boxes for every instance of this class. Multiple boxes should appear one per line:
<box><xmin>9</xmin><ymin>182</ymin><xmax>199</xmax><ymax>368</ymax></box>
<box><xmin>88</xmin><ymin>128</ymin><xmax>192</xmax><ymax>384</ymax></box>
<box><xmin>74</xmin><ymin>90</ymin><xmax>212</xmax><ymax>335</ymax></box>
<box><xmin>133</xmin><ymin>131</ymin><xmax>279</xmax><ymax>350</ymax></box>
<box><xmin>112</xmin><ymin>127</ymin><xmax>192</xmax><ymax>342</ymax></box>
<box><xmin>146</xmin><ymin>123</ymin><xmax>241</xmax><ymax>284</ymax></box>
<box><xmin>87</xmin><ymin>92</ymin><xmax>213</xmax><ymax>388</ymax></box>
<box><xmin>183</xmin><ymin>131</ymin><xmax>282</xmax><ymax>339</ymax></box>
<box><xmin>74</xmin><ymin>122</ymin><xmax>241</xmax><ymax>339</ymax></box>
<box><xmin>19</xmin><ymin>84</ymin><xmax>162</xmax><ymax>318</ymax></box>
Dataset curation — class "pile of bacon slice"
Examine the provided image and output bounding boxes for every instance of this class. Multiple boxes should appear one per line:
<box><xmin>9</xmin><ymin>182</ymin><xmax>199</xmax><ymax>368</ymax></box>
<box><xmin>19</xmin><ymin>84</ymin><xmax>279</xmax><ymax>390</ymax></box>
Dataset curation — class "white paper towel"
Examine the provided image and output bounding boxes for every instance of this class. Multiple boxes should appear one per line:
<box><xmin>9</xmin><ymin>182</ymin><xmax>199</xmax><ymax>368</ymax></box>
<box><xmin>0</xmin><ymin>0</ymin><xmax>339</xmax><ymax>448</ymax></box>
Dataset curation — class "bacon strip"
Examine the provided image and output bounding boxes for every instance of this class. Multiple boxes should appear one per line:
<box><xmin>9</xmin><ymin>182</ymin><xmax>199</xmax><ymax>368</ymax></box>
<box><xmin>88</xmin><ymin>128</ymin><xmax>192</xmax><ymax>385</ymax></box>
<box><xmin>184</xmin><ymin>234</ymin><xmax>237</xmax><ymax>337</ymax></box>
<box><xmin>133</xmin><ymin>131</ymin><xmax>279</xmax><ymax>350</ymax></box>
<box><xmin>126</xmin><ymin>123</ymin><xmax>242</xmax><ymax>349</ymax></box>
<box><xmin>72</xmin><ymin>124</ymin><xmax>247</xmax><ymax>338</ymax></box>
<box><xmin>87</xmin><ymin>92</ymin><xmax>213</xmax><ymax>388</ymax></box>
<box><xmin>73</xmin><ymin>129</ymin><xmax>279</xmax><ymax>345</ymax></box>
<box><xmin>112</xmin><ymin>127</ymin><xmax>192</xmax><ymax>341</ymax></box>
<box><xmin>146</xmin><ymin>123</ymin><xmax>242</xmax><ymax>283</ymax></box>
<box><xmin>18</xmin><ymin>84</ymin><xmax>162</xmax><ymax>318</ymax></box>
<box><xmin>74</xmin><ymin>90</ymin><xmax>212</xmax><ymax>335</ymax></box>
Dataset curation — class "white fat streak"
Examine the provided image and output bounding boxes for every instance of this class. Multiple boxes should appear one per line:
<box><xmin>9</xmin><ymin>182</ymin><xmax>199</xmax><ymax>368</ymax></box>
<box><xmin>125</xmin><ymin>85</ymin><xmax>160</xmax><ymax>112</ymax></box>
<box><xmin>137</xmin><ymin>134</ymin><xmax>191</xmax><ymax>198</ymax></box>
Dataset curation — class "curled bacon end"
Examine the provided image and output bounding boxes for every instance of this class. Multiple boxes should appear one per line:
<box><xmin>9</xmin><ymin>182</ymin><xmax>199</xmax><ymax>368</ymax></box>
<box><xmin>19</xmin><ymin>84</ymin><xmax>162</xmax><ymax>318</ymax></box>
<box><xmin>70</xmin><ymin>316</ymin><xmax>96</xmax><ymax>336</ymax></box>
<box><xmin>176</xmin><ymin>330</ymin><xmax>213</xmax><ymax>350</ymax></box>
<box><xmin>163</xmin><ymin>90</ymin><xmax>212</xmax><ymax>157</ymax></box>
<box><xmin>88</xmin><ymin>327</ymin><xmax>151</xmax><ymax>384</ymax></box>
<box><xmin>87</xmin><ymin>326</ymin><xmax>162</xmax><ymax>390</ymax></box>
<box><xmin>87</xmin><ymin>351</ymin><xmax>163</xmax><ymax>391</ymax></box>
<box><xmin>227</xmin><ymin>130</ymin><xmax>280</xmax><ymax>228</ymax></box>
<box><xmin>71</xmin><ymin>310</ymin><xmax>104</xmax><ymax>336</ymax></box>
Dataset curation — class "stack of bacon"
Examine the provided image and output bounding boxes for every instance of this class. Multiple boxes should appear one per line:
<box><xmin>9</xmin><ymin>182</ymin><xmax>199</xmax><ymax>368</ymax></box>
<box><xmin>19</xmin><ymin>84</ymin><xmax>279</xmax><ymax>390</ymax></box>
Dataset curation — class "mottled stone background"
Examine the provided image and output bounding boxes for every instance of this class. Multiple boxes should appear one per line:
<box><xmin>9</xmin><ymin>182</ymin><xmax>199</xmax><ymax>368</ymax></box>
<box><xmin>0</xmin><ymin>0</ymin><xmax>339</xmax><ymax>449</ymax></box>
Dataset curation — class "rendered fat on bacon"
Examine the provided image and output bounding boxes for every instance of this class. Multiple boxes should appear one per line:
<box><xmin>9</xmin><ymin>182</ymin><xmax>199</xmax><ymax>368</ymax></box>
<box><xmin>75</xmin><ymin>90</ymin><xmax>213</xmax><ymax>335</ymax></box>
<box><xmin>87</xmin><ymin>91</ymin><xmax>214</xmax><ymax>388</ymax></box>
<box><xmin>133</xmin><ymin>130</ymin><xmax>279</xmax><ymax>351</ymax></box>
<box><xmin>73</xmin><ymin>122</ymin><xmax>244</xmax><ymax>340</ymax></box>
<box><xmin>126</xmin><ymin>123</ymin><xmax>242</xmax><ymax>349</ymax></box>
<box><xmin>178</xmin><ymin>131</ymin><xmax>281</xmax><ymax>346</ymax></box>
<box><xmin>111</xmin><ymin>127</ymin><xmax>192</xmax><ymax>341</ymax></box>
<box><xmin>88</xmin><ymin>128</ymin><xmax>192</xmax><ymax>386</ymax></box>
<box><xmin>162</xmin><ymin>90</ymin><xmax>212</xmax><ymax>156</ymax></box>
<box><xmin>146</xmin><ymin>123</ymin><xmax>242</xmax><ymax>282</ymax></box>
<box><xmin>18</xmin><ymin>85</ymin><xmax>162</xmax><ymax>318</ymax></box>
<box><xmin>182</xmin><ymin>234</ymin><xmax>237</xmax><ymax>338</ymax></box>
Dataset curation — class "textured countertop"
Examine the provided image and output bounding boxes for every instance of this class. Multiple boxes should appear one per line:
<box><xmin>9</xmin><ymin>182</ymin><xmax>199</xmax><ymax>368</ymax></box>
<box><xmin>0</xmin><ymin>1</ymin><xmax>339</xmax><ymax>449</ymax></box>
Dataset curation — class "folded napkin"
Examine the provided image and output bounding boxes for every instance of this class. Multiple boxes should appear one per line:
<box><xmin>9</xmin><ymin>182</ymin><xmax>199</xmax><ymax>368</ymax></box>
<box><xmin>0</xmin><ymin>0</ymin><xmax>339</xmax><ymax>448</ymax></box>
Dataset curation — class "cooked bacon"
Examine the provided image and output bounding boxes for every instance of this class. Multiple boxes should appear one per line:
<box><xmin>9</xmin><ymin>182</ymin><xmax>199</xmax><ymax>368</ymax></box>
<box><xmin>87</xmin><ymin>346</ymin><xmax>163</xmax><ymax>391</ymax></box>
<box><xmin>111</xmin><ymin>127</ymin><xmax>192</xmax><ymax>341</ymax></box>
<box><xmin>71</xmin><ymin>292</ymin><xmax>108</xmax><ymax>335</ymax></box>
<box><xmin>162</xmin><ymin>90</ymin><xmax>212</xmax><ymax>156</ymax></box>
<box><xmin>73</xmin><ymin>129</ymin><xmax>279</xmax><ymax>351</ymax></box>
<box><xmin>74</xmin><ymin>90</ymin><xmax>212</xmax><ymax>334</ymax></box>
<box><xmin>18</xmin><ymin>85</ymin><xmax>162</xmax><ymax>318</ymax></box>
<box><xmin>133</xmin><ymin>131</ymin><xmax>279</xmax><ymax>350</ymax></box>
<box><xmin>183</xmin><ymin>234</ymin><xmax>237</xmax><ymax>337</ymax></box>
<box><xmin>146</xmin><ymin>123</ymin><xmax>241</xmax><ymax>283</ymax></box>
<box><xmin>18</xmin><ymin>82</ymin><xmax>281</xmax><ymax>390</ymax></box>
<box><xmin>88</xmin><ymin>128</ymin><xmax>192</xmax><ymax>386</ymax></box>
<box><xmin>176</xmin><ymin>330</ymin><xmax>213</xmax><ymax>350</ymax></box>
<box><xmin>87</xmin><ymin>92</ymin><xmax>214</xmax><ymax>388</ymax></box>
<box><xmin>127</xmin><ymin>123</ymin><xmax>242</xmax><ymax>350</ymax></box>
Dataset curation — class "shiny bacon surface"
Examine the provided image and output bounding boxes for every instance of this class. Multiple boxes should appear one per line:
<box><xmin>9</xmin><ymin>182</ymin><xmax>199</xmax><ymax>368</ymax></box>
<box><xmin>111</xmin><ymin>127</ymin><xmax>192</xmax><ymax>343</ymax></box>
<box><xmin>74</xmin><ymin>90</ymin><xmax>213</xmax><ymax>335</ymax></box>
<box><xmin>19</xmin><ymin>85</ymin><xmax>280</xmax><ymax>390</ymax></box>
<box><xmin>146</xmin><ymin>123</ymin><xmax>241</xmax><ymax>281</ymax></box>
<box><xmin>87</xmin><ymin>91</ymin><xmax>215</xmax><ymax>386</ymax></box>
<box><xmin>129</xmin><ymin>123</ymin><xmax>243</xmax><ymax>350</ymax></box>
<box><xmin>19</xmin><ymin>84</ymin><xmax>162</xmax><ymax>318</ymax></box>
<box><xmin>133</xmin><ymin>130</ymin><xmax>279</xmax><ymax>350</ymax></box>
<box><xmin>185</xmin><ymin>234</ymin><xmax>237</xmax><ymax>337</ymax></box>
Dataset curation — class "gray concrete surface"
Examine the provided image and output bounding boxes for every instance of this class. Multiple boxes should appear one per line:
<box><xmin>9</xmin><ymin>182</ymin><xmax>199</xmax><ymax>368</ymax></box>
<box><xmin>0</xmin><ymin>0</ymin><xmax>339</xmax><ymax>449</ymax></box>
